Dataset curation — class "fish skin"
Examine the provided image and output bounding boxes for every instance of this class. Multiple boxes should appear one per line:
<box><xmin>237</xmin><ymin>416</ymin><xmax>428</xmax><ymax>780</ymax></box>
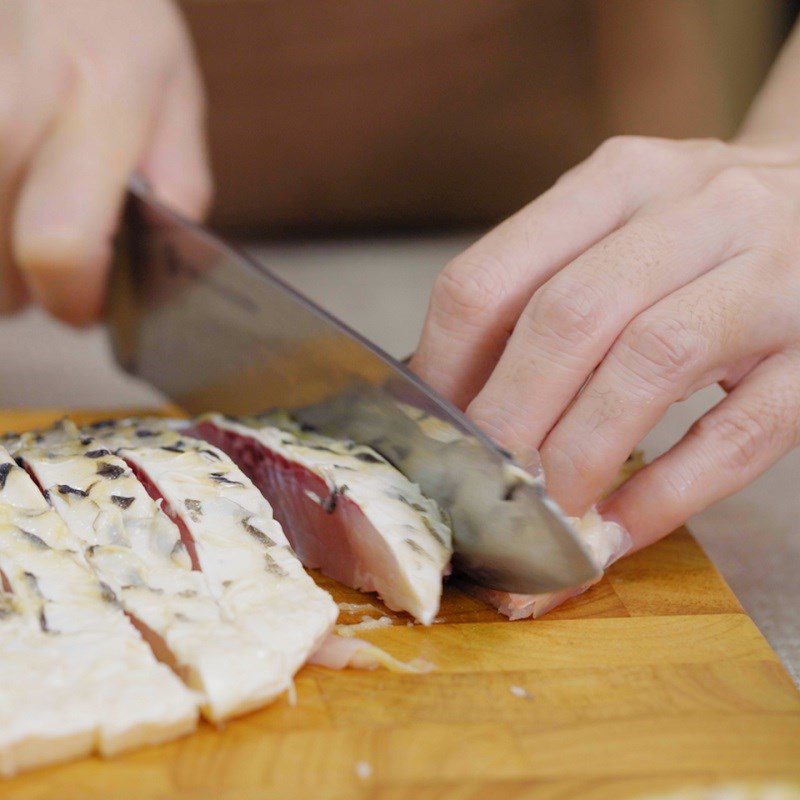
<box><xmin>186</xmin><ymin>413</ymin><xmax>453</xmax><ymax>625</ymax></box>
<box><xmin>56</xmin><ymin>419</ymin><xmax>339</xmax><ymax>691</ymax></box>
<box><xmin>13</xmin><ymin>437</ymin><xmax>311</xmax><ymax>722</ymax></box>
<box><xmin>0</xmin><ymin>447</ymin><xmax>197</xmax><ymax>777</ymax></box>
<box><xmin>8</xmin><ymin>414</ymin><xmax>633</xmax><ymax>630</ymax></box>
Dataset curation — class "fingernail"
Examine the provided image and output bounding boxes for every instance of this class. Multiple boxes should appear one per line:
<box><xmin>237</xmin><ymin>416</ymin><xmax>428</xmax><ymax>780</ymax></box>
<box><xmin>520</xmin><ymin>447</ymin><xmax>544</xmax><ymax>481</ymax></box>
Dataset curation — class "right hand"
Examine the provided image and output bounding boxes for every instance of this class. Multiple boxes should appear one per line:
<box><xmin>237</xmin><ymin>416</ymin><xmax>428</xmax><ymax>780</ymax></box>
<box><xmin>0</xmin><ymin>0</ymin><xmax>211</xmax><ymax>325</ymax></box>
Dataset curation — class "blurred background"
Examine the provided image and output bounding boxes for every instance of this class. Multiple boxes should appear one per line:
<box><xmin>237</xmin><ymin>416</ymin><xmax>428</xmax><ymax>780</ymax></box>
<box><xmin>0</xmin><ymin>0</ymin><xmax>797</xmax><ymax>680</ymax></box>
<box><xmin>188</xmin><ymin>0</ymin><xmax>788</xmax><ymax>235</ymax></box>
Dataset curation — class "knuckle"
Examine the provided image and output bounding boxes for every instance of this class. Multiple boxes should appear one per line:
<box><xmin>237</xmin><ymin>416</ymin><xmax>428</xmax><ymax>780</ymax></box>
<box><xmin>616</xmin><ymin>316</ymin><xmax>707</xmax><ymax>390</ymax></box>
<box><xmin>692</xmin><ymin>137</ymin><xmax>729</xmax><ymax>161</ymax></box>
<box><xmin>592</xmin><ymin>135</ymin><xmax>673</xmax><ymax>170</ymax></box>
<box><xmin>748</xmin><ymin>207</ymin><xmax>798</xmax><ymax>265</ymax></box>
<box><xmin>542</xmin><ymin>435</ymin><xmax>596</xmax><ymax>485</ymax></box>
<box><xmin>749</xmin><ymin>235</ymin><xmax>795</xmax><ymax>276</ymax></box>
<box><xmin>528</xmin><ymin>280</ymin><xmax>606</xmax><ymax>346</ymax></box>
<box><xmin>690</xmin><ymin>405</ymin><xmax>772</xmax><ymax>472</ymax></box>
<box><xmin>467</xmin><ymin>398</ymin><xmax>538</xmax><ymax>457</ymax></box>
<box><xmin>701</xmin><ymin>166</ymin><xmax>798</xmax><ymax>258</ymax></box>
<box><xmin>553</xmin><ymin>161</ymin><xmax>583</xmax><ymax>187</ymax></box>
<box><xmin>430</xmin><ymin>254</ymin><xmax>506</xmax><ymax>326</ymax></box>
<box><xmin>704</xmin><ymin>166</ymin><xmax>779</xmax><ymax>212</ymax></box>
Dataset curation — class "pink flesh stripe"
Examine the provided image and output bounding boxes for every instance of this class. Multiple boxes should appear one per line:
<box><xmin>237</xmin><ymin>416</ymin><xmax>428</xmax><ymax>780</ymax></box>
<box><xmin>18</xmin><ymin>457</ymin><xmax>46</xmax><ymax>497</ymax></box>
<box><xmin>186</xmin><ymin>421</ymin><xmax>408</xmax><ymax>606</ymax></box>
<box><xmin>120</xmin><ymin>458</ymin><xmax>202</xmax><ymax>572</ymax></box>
<box><xmin>7</xmin><ymin>459</ymin><xmax>193</xmax><ymax>681</ymax></box>
<box><xmin>1</xmin><ymin>568</ymin><xmax>12</xmax><ymax>593</ymax></box>
<box><xmin>463</xmin><ymin>581</ymin><xmax>595</xmax><ymax>621</ymax></box>
<box><xmin>124</xmin><ymin>611</ymin><xmax>190</xmax><ymax>683</ymax></box>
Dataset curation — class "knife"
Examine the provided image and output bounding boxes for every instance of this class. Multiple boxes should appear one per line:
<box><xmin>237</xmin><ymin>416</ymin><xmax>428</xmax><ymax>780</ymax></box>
<box><xmin>108</xmin><ymin>180</ymin><xmax>600</xmax><ymax>594</ymax></box>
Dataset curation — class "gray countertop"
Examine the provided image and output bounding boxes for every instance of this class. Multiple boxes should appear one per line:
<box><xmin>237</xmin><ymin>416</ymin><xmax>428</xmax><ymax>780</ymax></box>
<box><xmin>0</xmin><ymin>234</ymin><xmax>796</xmax><ymax>683</ymax></box>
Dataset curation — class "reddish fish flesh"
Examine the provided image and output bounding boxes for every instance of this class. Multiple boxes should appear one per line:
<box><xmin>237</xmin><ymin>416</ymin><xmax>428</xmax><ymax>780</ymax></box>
<box><xmin>185</xmin><ymin>413</ymin><xmax>453</xmax><ymax>624</ymax></box>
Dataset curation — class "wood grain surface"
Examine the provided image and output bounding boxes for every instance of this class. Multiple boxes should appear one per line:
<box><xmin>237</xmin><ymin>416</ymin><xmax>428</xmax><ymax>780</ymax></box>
<box><xmin>1</xmin><ymin>409</ymin><xmax>798</xmax><ymax>800</ymax></box>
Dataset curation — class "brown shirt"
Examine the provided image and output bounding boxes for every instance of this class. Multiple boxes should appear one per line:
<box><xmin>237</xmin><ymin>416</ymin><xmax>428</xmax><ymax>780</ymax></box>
<box><xmin>181</xmin><ymin>0</ymin><xmax>786</xmax><ymax>234</ymax></box>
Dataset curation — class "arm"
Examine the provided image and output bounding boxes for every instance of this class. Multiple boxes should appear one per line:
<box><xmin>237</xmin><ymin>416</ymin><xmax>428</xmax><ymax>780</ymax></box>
<box><xmin>739</xmin><ymin>22</ymin><xmax>800</xmax><ymax>145</ymax></box>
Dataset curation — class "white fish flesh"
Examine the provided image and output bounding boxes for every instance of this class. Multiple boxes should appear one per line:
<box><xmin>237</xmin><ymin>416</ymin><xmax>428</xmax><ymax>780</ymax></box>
<box><xmin>61</xmin><ymin>419</ymin><xmax>339</xmax><ymax>688</ymax></box>
<box><xmin>0</xmin><ymin>448</ymin><xmax>197</xmax><ymax>777</ymax></box>
<box><xmin>12</xmin><ymin>432</ymin><xmax>322</xmax><ymax>722</ymax></box>
<box><xmin>185</xmin><ymin>413</ymin><xmax>453</xmax><ymax>625</ymax></box>
<box><xmin>309</xmin><ymin>632</ymin><xmax>433</xmax><ymax>673</ymax></box>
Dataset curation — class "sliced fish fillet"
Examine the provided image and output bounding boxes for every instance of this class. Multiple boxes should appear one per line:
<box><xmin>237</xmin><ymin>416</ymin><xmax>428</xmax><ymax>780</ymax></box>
<box><xmin>457</xmin><ymin>452</ymin><xmax>642</xmax><ymax>619</ymax></box>
<box><xmin>58</xmin><ymin>418</ymin><xmax>339</xmax><ymax>688</ymax></box>
<box><xmin>186</xmin><ymin>413</ymin><xmax>453</xmax><ymax>625</ymax></box>
<box><xmin>12</xmin><ymin>433</ymin><xmax>315</xmax><ymax>722</ymax></box>
<box><xmin>458</xmin><ymin>509</ymin><xmax>631</xmax><ymax>619</ymax></box>
<box><xmin>397</xmin><ymin>407</ymin><xmax>636</xmax><ymax>619</ymax></box>
<box><xmin>0</xmin><ymin>448</ymin><xmax>197</xmax><ymax>777</ymax></box>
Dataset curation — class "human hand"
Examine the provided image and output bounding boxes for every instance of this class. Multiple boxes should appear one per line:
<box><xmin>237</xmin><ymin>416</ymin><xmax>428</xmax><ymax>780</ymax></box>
<box><xmin>411</xmin><ymin>135</ymin><xmax>800</xmax><ymax>549</ymax></box>
<box><xmin>0</xmin><ymin>0</ymin><xmax>210</xmax><ymax>325</ymax></box>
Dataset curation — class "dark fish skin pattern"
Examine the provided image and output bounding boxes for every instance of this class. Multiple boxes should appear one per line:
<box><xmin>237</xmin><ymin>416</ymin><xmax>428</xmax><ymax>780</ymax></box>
<box><xmin>209</xmin><ymin>472</ymin><xmax>243</xmax><ymax>487</ymax></box>
<box><xmin>57</xmin><ymin>485</ymin><xmax>88</xmax><ymax>498</ymax></box>
<box><xmin>85</xmin><ymin>449</ymin><xmax>112</xmax><ymax>459</ymax></box>
<box><xmin>96</xmin><ymin>463</ymin><xmax>126</xmax><ymax>480</ymax></box>
<box><xmin>0</xmin><ymin>462</ymin><xmax>13</xmax><ymax>489</ymax></box>
<box><xmin>111</xmin><ymin>495</ymin><xmax>135</xmax><ymax>510</ymax></box>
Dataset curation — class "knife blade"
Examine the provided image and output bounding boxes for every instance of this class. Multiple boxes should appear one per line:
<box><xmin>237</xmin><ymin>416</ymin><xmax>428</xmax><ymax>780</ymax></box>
<box><xmin>108</xmin><ymin>181</ymin><xmax>600</xmax><ymax>594</ymax></box>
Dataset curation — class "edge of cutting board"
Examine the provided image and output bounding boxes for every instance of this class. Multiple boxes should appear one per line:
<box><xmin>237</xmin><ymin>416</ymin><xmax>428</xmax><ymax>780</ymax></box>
<box><xmin>0</xmin><ymin>407</ymin><xmax>798</xmax><ymax>799</ymax></box>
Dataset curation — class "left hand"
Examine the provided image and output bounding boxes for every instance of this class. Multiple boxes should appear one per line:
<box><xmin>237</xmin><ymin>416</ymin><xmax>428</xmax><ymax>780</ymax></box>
<box><xmin>410</xmin><ymin>135</ymin><xmax>800</xmax><ymax>550</ymax></box>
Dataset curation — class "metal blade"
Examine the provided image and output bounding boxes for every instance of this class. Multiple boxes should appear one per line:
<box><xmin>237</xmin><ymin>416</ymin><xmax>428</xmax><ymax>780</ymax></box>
<box><xmin>108</xmin><ymin>183</ymin><xmax>600</xmax><ymax>594</ymax></box>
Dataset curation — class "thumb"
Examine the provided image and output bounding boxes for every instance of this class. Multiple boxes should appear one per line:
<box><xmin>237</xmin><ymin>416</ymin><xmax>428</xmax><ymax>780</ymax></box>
<box><xmin>138</xmin><ymin>48</ymin><xmax>212</xmax><ymax>222</ymax></box>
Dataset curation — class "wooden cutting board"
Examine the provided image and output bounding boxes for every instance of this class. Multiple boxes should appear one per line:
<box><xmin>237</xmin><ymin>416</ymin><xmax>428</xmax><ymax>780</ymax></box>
<box><xmin>2</xmin><ymin>409</ymin><xmax>799</xmax><ymax>800</ymax></box>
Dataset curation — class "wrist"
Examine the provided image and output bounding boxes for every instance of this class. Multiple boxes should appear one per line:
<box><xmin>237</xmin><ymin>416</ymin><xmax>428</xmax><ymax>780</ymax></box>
<box><xmin>728</xmin><ymin>128</ymin><xmax>800</xmax><ymax>162</ymax></box>
<box><xmin>731</xmin><ymin>112</ymin><xmax>800</xmax><ymax>154</ymax></box>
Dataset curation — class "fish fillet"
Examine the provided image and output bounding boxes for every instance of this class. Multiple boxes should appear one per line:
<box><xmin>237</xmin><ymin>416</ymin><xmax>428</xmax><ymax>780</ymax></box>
<box><xmin>309</xmin><ymin>632</ymin><xmax>433</xmax><ymax>673</ymax></box>
<box><xmin>0</xmin><ymin>448</ymin><xmax>197</xmax><ymax>777</ymax></box>
<box><xmin>186</xmin><ymin>413</ymin><xmax>452</xmax><ymax>624</ymax></box>
<box><xmin>457</xmin><ymin>509</ymin><xmax>631</xmax><ymax>619</ymax></box>
<box><xmin>397</xmin><ymin>406</ymin><xmax>636</xmax><ymax>620</ymax></box>
<box><xmin>12</xmin><ymin>433</ymin><xmax>318</xmax><ymax>722</ymax></box>
<box><xmin>61</xmin><ymin>419</ymin><xmax>339</xmax><ymax>688</ymax></box>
